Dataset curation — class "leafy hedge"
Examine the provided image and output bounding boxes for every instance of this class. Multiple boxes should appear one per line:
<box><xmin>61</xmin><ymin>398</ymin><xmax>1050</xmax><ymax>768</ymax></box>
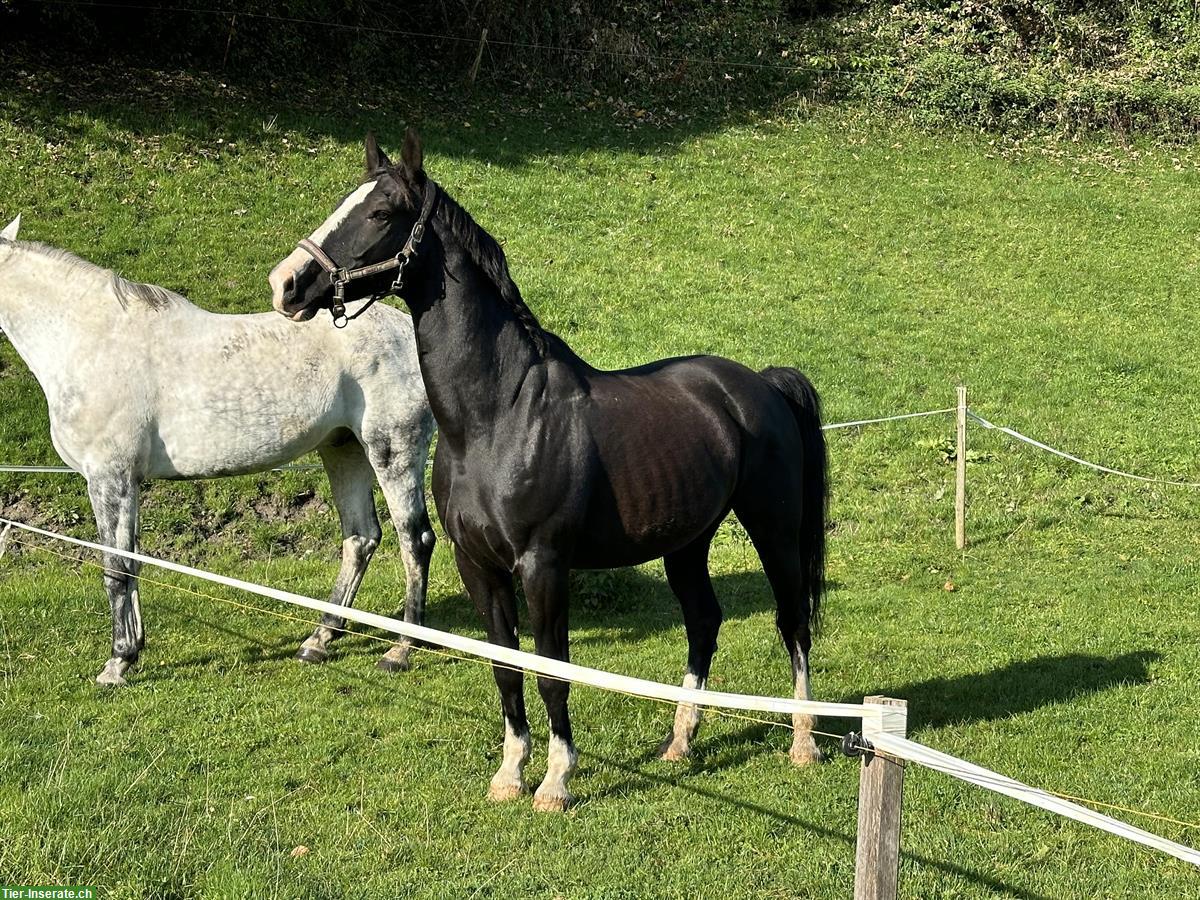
<box><xmin>794</xmin><ymin>1</ymin><xmax>1200</xmax><ymax>135</ymax></box>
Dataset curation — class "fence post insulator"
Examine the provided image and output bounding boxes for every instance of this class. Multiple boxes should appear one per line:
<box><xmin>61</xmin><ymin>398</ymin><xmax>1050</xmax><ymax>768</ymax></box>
<box><xmin>841</xmin><ymin>731</ymin><xmax>875</xmax><ymax>760</ymax></box>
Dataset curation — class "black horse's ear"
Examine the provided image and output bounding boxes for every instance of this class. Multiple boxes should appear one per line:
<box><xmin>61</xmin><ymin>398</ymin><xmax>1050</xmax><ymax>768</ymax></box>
<box><xmin>401</xmin><ymin>127</ymin><xmax>423</xmax><ymax>175</ymax></box>
<box><xmin>365</xmin><ymin>132</ymin><xmax>391</xmax><ymax>173</ymax></box>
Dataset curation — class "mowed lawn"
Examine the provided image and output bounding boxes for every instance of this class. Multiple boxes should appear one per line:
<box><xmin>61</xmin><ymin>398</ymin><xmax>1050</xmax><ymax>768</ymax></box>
<box><xmin>1</xmin><ymin>66</ymin><xmax>1199</xmax><ymax>898</ymax></box>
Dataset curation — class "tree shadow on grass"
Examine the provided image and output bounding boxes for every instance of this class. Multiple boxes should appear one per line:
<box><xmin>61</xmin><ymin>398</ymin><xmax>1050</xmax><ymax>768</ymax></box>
<box><xmin>0</xmin><ymin>42</ymin><xmax>817</xmax><ymax>169</ymax></box>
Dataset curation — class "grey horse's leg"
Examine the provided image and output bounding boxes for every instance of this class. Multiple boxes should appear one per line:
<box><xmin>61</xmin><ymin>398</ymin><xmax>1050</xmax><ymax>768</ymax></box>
<box><xmin>88</xmin><ymin>472</ymin><xmax>143</xmax><ymax>687</ymax></box>
<box><xmin>296</xmin><ymin>440</ymin><xmax>382</xmax><ymax>663</ymax></box>
<box><xmin>367</xmin><ymin>413</ymin><xmax>436</xmax><ymax>672</ymax></box>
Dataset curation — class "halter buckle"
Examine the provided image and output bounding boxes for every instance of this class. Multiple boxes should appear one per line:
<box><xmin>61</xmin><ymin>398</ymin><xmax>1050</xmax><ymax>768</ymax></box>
<box><xmin>330</xmin><ymin>279</ymin><xmax>348</xmax><ymax>327</ymax></box>
<box><xmin>390</xmin><ymin>254</ymin><xmax>410</xmax><ymax>294</ymax></box>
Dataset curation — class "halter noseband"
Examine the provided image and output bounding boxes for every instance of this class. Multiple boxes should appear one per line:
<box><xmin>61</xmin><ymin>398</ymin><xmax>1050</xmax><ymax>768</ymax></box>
<box><xmin>297</xmin><ymin>179</ymin><xmax>439</xmax><ymax>328</ymax></box>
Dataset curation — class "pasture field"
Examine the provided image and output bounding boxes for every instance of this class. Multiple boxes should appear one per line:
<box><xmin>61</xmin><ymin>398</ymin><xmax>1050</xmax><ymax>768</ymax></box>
<box><xmin>2</xmin><ymin>62</ymin><xmax>1200</xmax><ymax>898</ymax></box>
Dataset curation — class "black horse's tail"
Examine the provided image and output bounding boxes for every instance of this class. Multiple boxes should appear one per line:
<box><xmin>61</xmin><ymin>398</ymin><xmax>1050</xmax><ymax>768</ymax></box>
<box><xmin>758</xmin><ymin>366</ymin><xmax>827</xmax><ymax>626</ymax></box>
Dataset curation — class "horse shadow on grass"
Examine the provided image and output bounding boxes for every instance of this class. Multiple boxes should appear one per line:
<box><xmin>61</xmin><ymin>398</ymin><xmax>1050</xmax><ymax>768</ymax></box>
<box><xmin>139</xmin><ymin>583</ymin><xmax>1146</xmax><ymax>898</ymax></box>
<box><xmin>851</xmin><ymin>650</ymin><xmax>1162</xmax><ymax>731</ymax></box>
<box><xmin>136</xmin><ymin>603</ymin><xmax>315</xmax><ymax>681</ymax></box>
<box><xmin>146</xmin><ymin>556</ymin><xmax>1160</xmax><ymax>737</ymax></box>
<box><xmin>206</xmin><ymin>564</ymin><xmax>780</xmax><ymax>674</ymax></box>
<box><xmin>696</xmin><ymin>649</ymin><xmax>1161</xmax><ymax>772</ymax></box>
<box><xmin>299</xmin><ymin>653</ymin><xmax>1053</xmax><ymax>900</ymax></box>
<box><xmin>144</xmin><ymin>558</ymin><xmax>832</xmax><ymax>689</ymax></box>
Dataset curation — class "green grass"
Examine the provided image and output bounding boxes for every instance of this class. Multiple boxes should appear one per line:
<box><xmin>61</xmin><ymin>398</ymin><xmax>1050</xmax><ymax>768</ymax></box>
<box><xmin>2</xmin><ymin>60</ymin><xmax>1200</xmax><ymax>898</ymax></box>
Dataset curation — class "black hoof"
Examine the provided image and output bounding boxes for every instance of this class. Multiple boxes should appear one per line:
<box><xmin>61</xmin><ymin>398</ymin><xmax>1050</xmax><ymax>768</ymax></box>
<box><xmin>376</xmin><ymin>654</ymin><xmax>411</xmax><ymax>673</ymax></box>
<box><xmin>295</xmin><ymin>646</ymin><xmax>328</xmax><ymax>664</ymax></box>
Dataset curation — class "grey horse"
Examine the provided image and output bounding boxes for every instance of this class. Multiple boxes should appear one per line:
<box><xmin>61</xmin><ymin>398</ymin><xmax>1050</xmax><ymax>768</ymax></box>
<box><xmin>0</xmin><ymin>215</ymin><xmax>435</xmax><ymax>684</ymax></box>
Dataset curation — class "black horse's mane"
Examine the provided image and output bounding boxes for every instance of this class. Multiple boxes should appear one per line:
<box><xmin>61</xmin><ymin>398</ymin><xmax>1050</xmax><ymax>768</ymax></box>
<box><xmin>427</xmin><ymin>181</ymin><xmax>548</xmax><ymax>358</ymax></box>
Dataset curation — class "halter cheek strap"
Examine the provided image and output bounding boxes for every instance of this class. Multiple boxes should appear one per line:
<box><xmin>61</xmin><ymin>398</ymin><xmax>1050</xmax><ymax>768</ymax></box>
<box><xmin>297</xmin><ymin>179</ymin><xmax>439</xmax><ymax>328</ymax></box>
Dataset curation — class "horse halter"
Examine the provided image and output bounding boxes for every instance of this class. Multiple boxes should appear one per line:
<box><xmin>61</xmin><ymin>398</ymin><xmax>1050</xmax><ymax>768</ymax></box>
<box><xmin>296</xmin><ymin>179</ymin><xmax>439</xmax><ymax>328</ymax></box>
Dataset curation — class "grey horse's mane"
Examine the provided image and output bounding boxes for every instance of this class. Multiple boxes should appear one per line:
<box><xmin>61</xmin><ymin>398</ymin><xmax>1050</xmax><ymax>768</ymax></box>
<box><xmin>18</xmin><ymin>240</ymin><xmax>187</xmax><ymax>311</ymax></box>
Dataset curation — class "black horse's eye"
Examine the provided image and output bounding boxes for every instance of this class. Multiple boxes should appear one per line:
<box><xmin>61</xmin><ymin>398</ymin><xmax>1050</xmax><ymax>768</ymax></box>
<box><xmin>368</xmin><ymin>209</ymin><xmax>390</xmax><ymax>222</ymax></box>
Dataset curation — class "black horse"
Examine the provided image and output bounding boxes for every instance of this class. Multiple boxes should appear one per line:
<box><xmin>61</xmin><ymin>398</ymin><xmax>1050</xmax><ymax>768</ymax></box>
<box><xmin>271</xmin><ymin>132</ymin><xmax>828</xmax><ymax>811</ymax></box>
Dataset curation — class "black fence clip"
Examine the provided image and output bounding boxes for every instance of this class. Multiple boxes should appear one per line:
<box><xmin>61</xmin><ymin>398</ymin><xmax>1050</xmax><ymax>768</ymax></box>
<box><xmin>841</xmin><ymin>731</ymin><xmax>875</xmax><ymax>762</ymax></box>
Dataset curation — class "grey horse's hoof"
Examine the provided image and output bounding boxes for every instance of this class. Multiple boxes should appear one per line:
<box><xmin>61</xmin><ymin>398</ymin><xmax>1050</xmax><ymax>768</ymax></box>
<box><xmin>295</xmin><ymin>646</ymin><xmax>329</xmax><ymax>664</ymax></box>
<box><xmin>96</xmin><ymin>658</ymin><xmax>131</xmax><ymax>686</ymax></box>
<box><xmin>376</xmin><ymin>653</ymin><xmax>412</xmax><ymax>673</ymax></box>
<box><xmin>376</xmin><ymin>642</ymin><xmax>414</xmax><ymax>673</ymax></box>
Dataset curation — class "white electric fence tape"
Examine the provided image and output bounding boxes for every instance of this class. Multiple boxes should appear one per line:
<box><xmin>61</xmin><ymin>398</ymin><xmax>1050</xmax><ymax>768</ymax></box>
<box><xmin>2</xmin><ymin>515</ymin><xmax>1199</xmax><ymax>870</ymax></box>
<box><xmin>0</xmin><ymin>516</ymin><xmax>870</xmax><ymax>722</ymax></box>
<box><xmin>871</xmin><ymin>733</ymin><xmax>1200</xmax><ymax>868</ymax></box>
<box><xmin>0</xmin><ymin>465</ymin><xmax>86</xmax><ymax>473</ymax></box>
<box><xmin>820</xmin><ymin>408</ymin><xmax>956</xmax><ymax>431</ymax></box>
<box><xmin>967</xmin><ymin>411</ymin><xmax>1200</xmax><ymax>488</ymax></box>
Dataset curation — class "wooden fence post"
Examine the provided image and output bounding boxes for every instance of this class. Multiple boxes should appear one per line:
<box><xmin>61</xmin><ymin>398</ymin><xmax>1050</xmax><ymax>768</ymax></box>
<box><xmin>955</xmin><ymin>385</ymin><xmax>967</xmax><ymax>550</ymax></box>
<box><xmin>468</xmin><ymin>28</ymin><xmax>489</xmax><ymax>84</ymax></box>
<box><xmin>854</xmin><ymin>696</ymin><xmax>908</xmax><ymax>900</ymax></box>
<box><xmin>221</xmin><ymin>14</ymin><xmax>238</xmax><ymax>70</ymax></box>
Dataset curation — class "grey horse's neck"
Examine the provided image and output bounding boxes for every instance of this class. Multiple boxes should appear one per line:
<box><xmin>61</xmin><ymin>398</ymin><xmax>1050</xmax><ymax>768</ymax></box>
<box><xmin>1</xmin><ymin>240</ymin><xmax>189</xmax><ymax>337</ymax></box>
<box><xmin>0</xmin><ymin>241</ymin><xmax>129</xmax><ymax>380</ymax></box>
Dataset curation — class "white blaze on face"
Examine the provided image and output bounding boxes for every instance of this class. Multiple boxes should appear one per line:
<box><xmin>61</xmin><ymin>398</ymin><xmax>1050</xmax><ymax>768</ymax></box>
<box><xmin>270</xmin><ymin>180</ymin><xmax>379</xmax><ymax>313</ymax></box>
